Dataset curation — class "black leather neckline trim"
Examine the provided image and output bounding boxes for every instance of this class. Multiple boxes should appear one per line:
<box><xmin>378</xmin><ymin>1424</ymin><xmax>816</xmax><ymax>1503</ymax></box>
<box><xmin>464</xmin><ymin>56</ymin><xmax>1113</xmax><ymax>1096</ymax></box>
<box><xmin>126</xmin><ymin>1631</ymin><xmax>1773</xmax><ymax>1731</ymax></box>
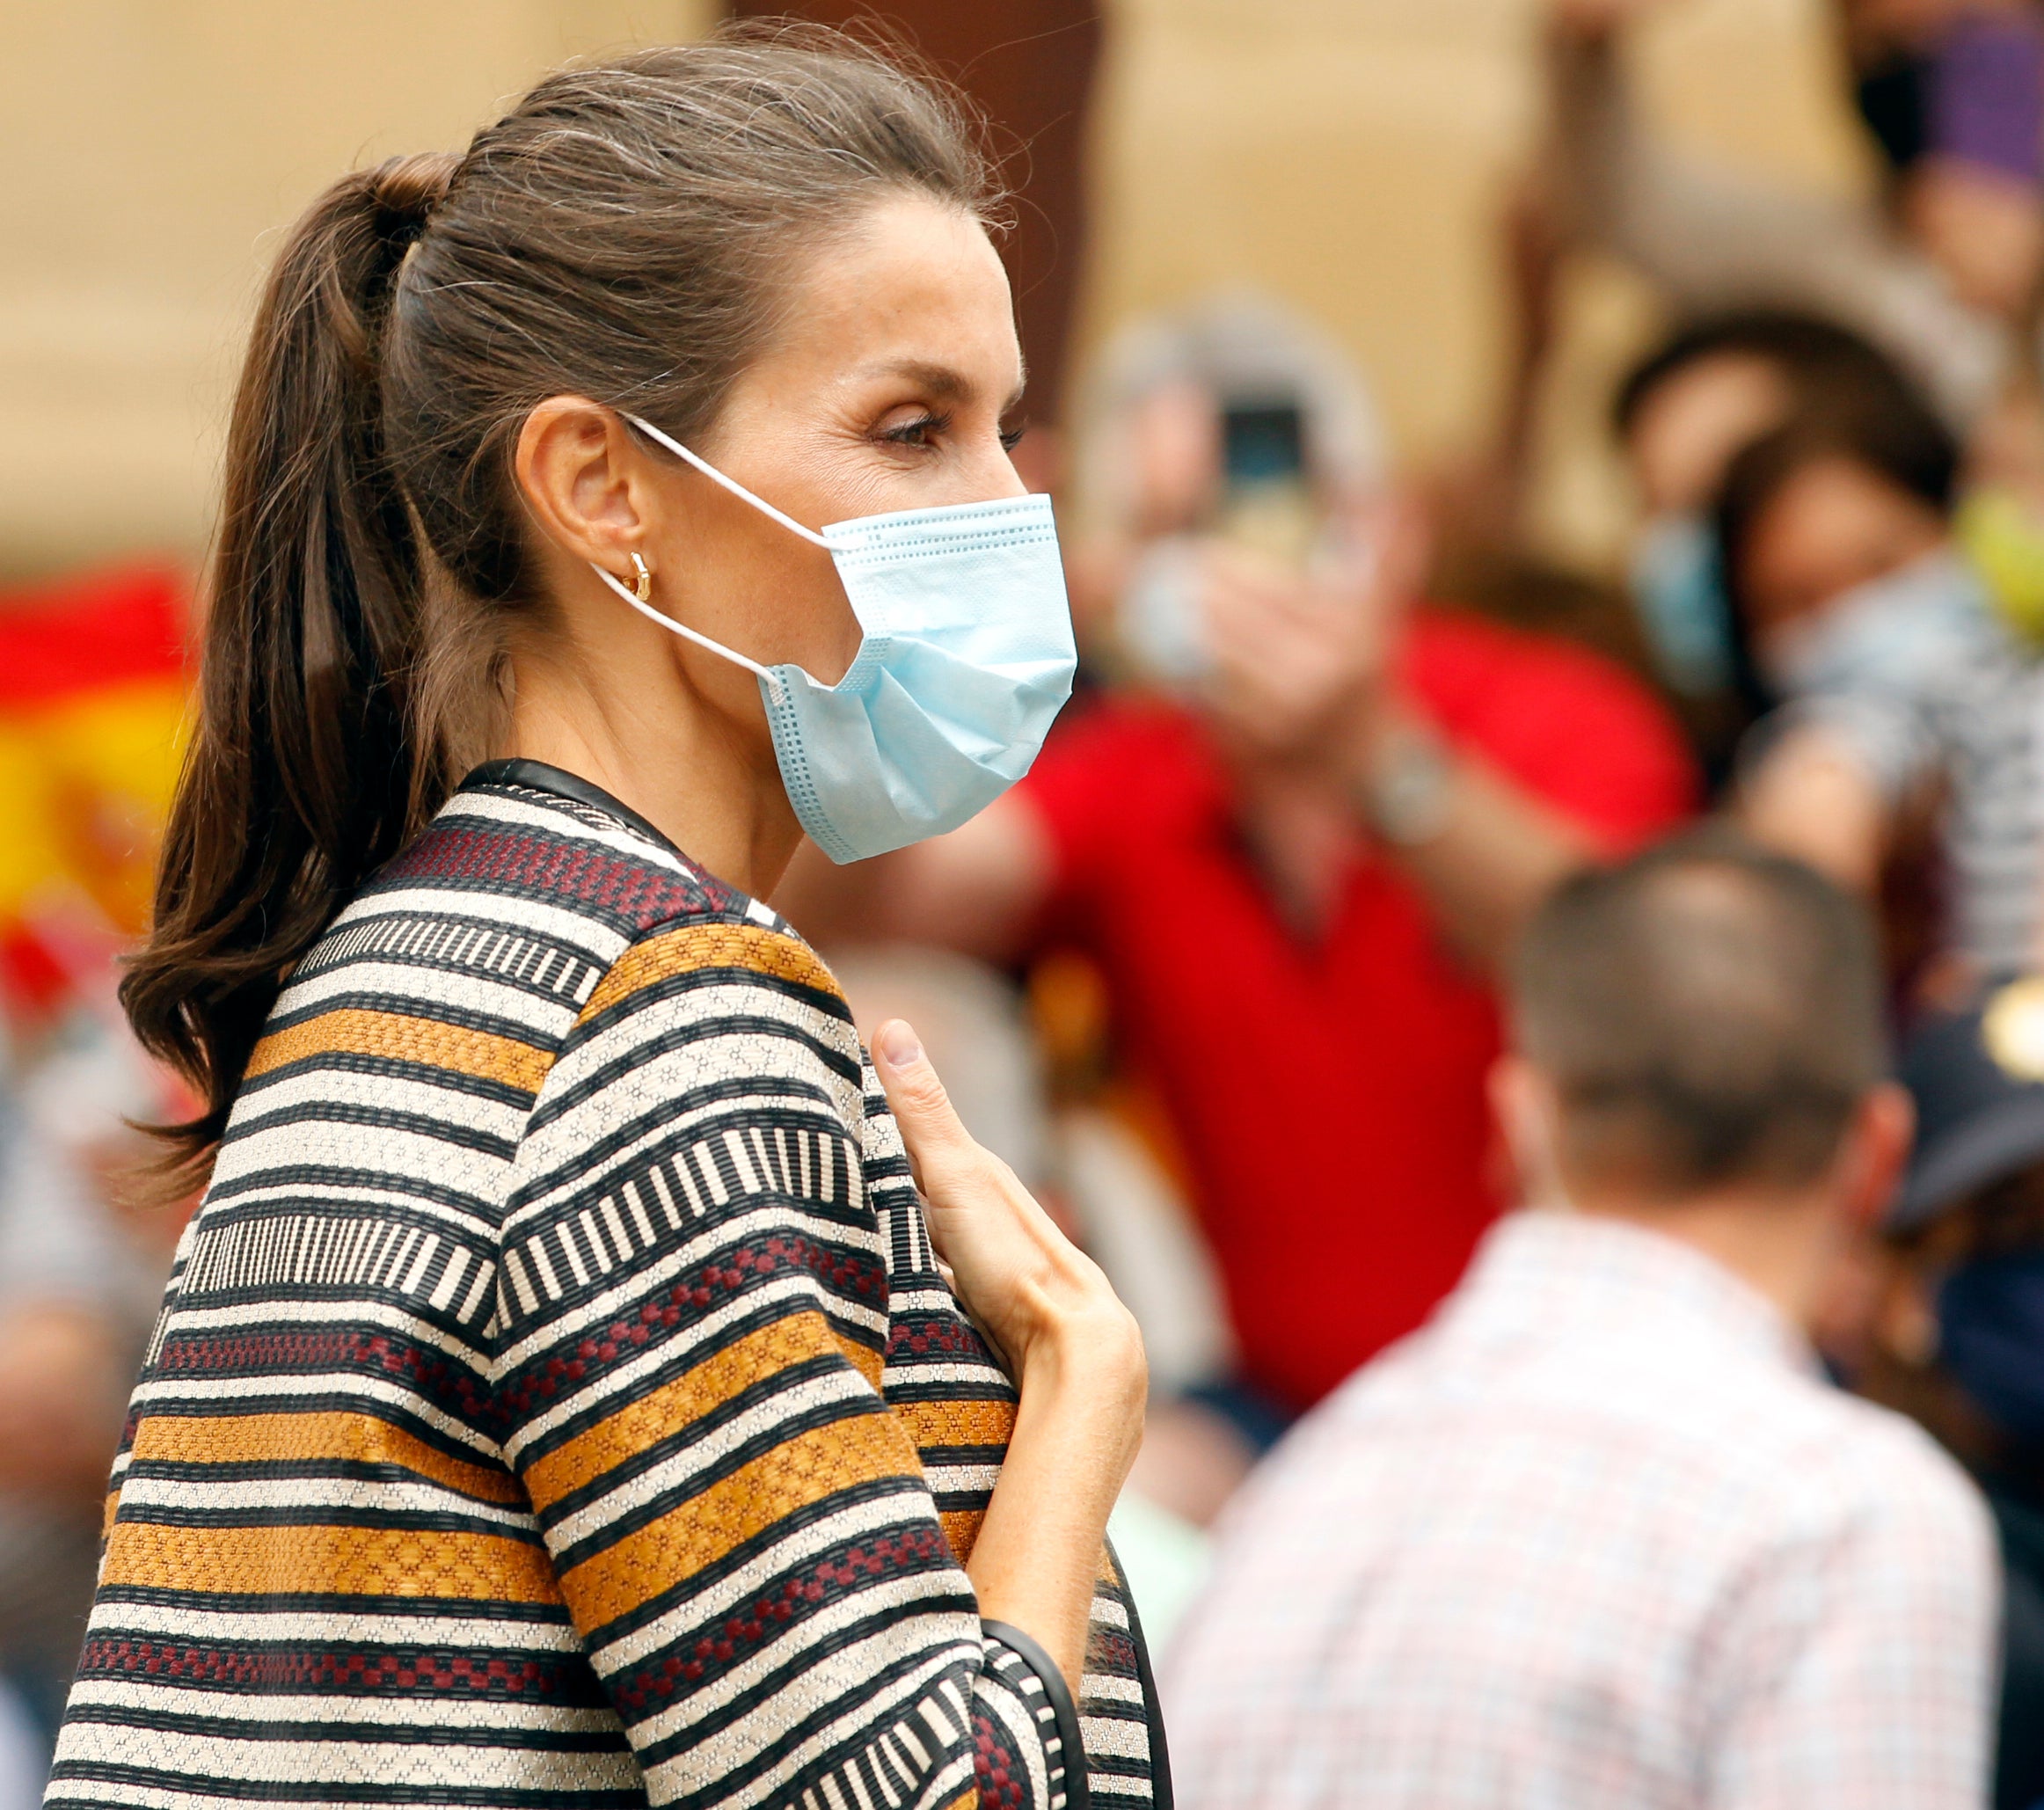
<box><xmin>462</xmin><ymin>758</ymin><xmax>684</xmax><ymax>859</ymax></box>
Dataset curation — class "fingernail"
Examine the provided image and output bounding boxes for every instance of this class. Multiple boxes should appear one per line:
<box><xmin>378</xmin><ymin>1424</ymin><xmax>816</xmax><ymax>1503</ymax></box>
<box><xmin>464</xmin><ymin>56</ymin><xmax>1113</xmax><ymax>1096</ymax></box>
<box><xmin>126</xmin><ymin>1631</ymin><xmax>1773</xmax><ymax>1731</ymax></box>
<box><xmin>876</xmin><ymin>1020</ymin><xmax>923</xmax><ymax>1069</ymax></box>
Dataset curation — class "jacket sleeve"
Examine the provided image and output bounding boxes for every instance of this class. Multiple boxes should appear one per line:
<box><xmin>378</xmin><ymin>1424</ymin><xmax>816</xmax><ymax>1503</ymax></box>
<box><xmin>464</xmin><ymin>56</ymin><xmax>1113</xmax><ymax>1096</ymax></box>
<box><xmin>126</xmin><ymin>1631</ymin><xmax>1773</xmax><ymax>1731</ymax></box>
<box><xmin>490</xmin><ymin>915</ymin><xmax>1085</xmax><ymax>1810</ymax></box>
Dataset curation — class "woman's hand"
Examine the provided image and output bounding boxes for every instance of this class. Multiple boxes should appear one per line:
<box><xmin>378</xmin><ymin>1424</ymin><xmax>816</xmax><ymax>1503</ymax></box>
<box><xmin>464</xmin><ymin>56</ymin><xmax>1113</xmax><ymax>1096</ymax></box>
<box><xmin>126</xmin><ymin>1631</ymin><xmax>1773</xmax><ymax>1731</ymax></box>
<box><xmin>872</xmin><ymin>1016</ymin><xmax>1147</xmax><ymax>1690</ymax></box>
<box><xmin>872</xmin><ymin>1018</ymin><xmax>1146</xmax><ymax>1404</ymax></box>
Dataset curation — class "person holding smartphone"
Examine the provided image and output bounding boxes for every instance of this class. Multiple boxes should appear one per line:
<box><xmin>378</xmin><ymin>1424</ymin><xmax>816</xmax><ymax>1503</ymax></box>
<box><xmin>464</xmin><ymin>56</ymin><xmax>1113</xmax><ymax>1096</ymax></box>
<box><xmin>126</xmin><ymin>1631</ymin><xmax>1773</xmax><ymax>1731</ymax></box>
<box><xmin>777</xmin><ymin>298</ymin><xmax>1698</xmax><ymax>1504</ymax></box>
<box><xmin>46</xmin><ymin>33</ymin><xmax>1164</xmax><ymax>1810</ymax></box>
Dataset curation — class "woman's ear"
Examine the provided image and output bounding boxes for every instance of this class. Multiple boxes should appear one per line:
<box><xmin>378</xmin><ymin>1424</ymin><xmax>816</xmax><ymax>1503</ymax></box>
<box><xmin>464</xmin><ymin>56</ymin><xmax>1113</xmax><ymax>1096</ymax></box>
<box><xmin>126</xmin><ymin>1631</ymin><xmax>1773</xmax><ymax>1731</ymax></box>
<box><xmin>513</xmin><ymin>397</ymin><xmax>659</xmax><ymax>573</ymax></box>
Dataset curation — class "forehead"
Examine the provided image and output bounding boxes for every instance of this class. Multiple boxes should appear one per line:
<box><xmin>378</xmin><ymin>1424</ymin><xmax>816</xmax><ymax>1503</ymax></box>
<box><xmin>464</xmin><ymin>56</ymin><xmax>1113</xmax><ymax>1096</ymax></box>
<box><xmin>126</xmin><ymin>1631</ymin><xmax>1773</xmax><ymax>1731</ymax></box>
<box><xmin>1753</xmin><ymin>456</ymin><xmax>1920</xmax><ymax>545</ymax></box>
<box><xmin>1634</xmin><ymin>353</ymin><xmax>1788</xmax><ymax>445</ymax></box>
<box><xmin>1629</xmin><ymin>353</ymin><xmax>1792</xmax><ymax>512</ymax></box>
<box><xmin>764</xmin><ymin>193</ymin><xmax>1021</xmax><ymax>391</ymax></box>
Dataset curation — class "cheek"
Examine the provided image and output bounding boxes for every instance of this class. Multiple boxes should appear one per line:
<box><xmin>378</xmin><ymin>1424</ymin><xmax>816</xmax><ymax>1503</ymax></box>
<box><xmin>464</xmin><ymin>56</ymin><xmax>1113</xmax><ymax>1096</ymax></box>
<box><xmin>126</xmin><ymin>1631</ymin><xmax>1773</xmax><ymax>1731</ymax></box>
<box><xmin>1742</xmin><ymin>583</ymin><xmax>1807</xmax><ymax>643</ymax></box>
<box><xmin>668</xmin><ymin>496</ymin><xmax>860</xmax><ymax>681</ymax></box>
<box><xmin>1740</xmin><ymin>530</ymin><xmax>1845</xmax><ymax>634</ymax></box>
<box><xmin>728</xmin><ymin>533</ymin><xmax>865</xmax><ymax>683</ymax></box>
<box><xmin>796</xmin><ymin>575</ymin><xmax>866</xmax><ymax>685</ymax></box>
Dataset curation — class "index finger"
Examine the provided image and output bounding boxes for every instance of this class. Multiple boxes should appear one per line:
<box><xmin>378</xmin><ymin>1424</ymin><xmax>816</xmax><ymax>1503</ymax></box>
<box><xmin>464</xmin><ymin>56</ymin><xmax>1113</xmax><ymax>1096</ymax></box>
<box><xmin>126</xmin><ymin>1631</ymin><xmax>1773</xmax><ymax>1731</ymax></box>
<box><xmin>872</xmin><ymin>1018</ymin><xmax>982</xmax><ymax>1196</ymax></box>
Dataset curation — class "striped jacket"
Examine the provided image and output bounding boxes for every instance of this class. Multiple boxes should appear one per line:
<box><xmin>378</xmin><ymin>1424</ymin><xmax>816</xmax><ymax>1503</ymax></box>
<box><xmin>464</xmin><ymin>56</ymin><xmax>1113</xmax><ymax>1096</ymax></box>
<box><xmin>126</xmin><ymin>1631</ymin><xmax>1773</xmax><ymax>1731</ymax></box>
<box><xmin>48</xmin><ymin>761</ymin><xmax>1169</xmax><ymax>1810</ymax></box>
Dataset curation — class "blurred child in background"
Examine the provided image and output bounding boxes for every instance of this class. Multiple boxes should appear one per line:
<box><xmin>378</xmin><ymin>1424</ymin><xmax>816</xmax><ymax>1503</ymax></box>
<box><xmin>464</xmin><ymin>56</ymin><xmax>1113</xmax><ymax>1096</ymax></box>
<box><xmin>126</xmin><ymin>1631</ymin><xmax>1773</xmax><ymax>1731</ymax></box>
<box><xmin>1537</xmin><ymin>0</ymin><xmax>2044</xmax><ymax>656</ymax></box>
<box><xmin>0</xmin><ymin>1029</ymin><xmax>139</xmax><ymax>1772</ymax></box>
<box><xmin>1610</xmin><ymin>310</ymin><xmax>1932</xmax><ymax>776</ymax></box>
<box><xmin>1714</xmin><ymin>383</ymin><xmax>2043</xmax><ymax>989</ymax></box>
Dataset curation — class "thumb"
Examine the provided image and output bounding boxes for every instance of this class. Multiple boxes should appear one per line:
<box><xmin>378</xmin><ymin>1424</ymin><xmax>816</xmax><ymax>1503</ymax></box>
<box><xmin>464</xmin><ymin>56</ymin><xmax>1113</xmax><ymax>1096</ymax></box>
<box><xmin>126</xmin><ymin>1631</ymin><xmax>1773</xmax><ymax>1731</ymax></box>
<box><xmin>872</xmin><ymin>1019</ymin><xmax>981</xmax><ymax>1193</ymax></box>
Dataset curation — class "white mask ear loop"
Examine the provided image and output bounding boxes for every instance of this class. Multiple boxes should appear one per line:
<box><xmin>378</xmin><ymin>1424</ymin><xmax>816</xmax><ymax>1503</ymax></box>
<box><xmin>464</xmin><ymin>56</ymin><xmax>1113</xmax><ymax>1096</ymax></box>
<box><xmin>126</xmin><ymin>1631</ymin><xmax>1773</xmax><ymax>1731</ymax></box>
<box><xmin>589</xmin><ymin>560</ymin><xmax>776</xmax><ymax>682</ymax></box>
<box><xmin>621</xmin><ymin>412</ymin><xmax>832</xmax><ymax>550</ymax></box>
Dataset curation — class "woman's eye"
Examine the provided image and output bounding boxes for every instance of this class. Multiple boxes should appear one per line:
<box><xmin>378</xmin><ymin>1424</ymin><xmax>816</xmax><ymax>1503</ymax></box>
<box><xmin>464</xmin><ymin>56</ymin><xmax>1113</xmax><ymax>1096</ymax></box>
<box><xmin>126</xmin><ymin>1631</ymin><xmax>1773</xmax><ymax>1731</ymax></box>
<box><xmin>880</xmin><ymin>412</ymin><xmax>947</xmax><ymax>448</ymax></box>
<box><xmin>999</xmin><ymin>420</ymin><xmax>1029</xmax><ymax>453</ymax></box>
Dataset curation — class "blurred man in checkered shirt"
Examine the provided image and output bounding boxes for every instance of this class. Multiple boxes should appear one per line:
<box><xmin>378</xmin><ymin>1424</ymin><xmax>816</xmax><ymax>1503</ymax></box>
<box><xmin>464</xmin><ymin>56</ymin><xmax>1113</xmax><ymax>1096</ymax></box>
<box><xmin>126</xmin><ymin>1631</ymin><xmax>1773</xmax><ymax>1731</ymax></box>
<box><xmin>1165</xmin><ymin>833</ymin><xmax>1998</xmax><ymax>1809</ymax></box>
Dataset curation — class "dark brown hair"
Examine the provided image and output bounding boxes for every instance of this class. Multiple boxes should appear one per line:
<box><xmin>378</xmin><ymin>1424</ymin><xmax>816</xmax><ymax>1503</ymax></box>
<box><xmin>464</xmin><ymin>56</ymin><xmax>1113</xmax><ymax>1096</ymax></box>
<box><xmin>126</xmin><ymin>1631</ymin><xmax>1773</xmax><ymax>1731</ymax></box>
<box><xmin>1610</xmin><ymin>308</ymin><xmax>1924</xmax><ymax>440</ymax></box>
<box><xmin>124</xmin><ymin>27</ymin><xmax>996</xmax><ymax>1180</ymax></box>
<box><xmin>1511</xmin><ymin>830</ymin><xmax>1886</xmax><ymax>1194</ymax></box>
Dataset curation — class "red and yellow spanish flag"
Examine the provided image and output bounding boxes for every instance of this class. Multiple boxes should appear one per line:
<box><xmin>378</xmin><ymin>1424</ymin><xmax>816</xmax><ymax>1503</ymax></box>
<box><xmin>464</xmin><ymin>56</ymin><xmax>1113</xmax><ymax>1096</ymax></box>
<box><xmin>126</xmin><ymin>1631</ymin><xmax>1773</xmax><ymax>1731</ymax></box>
<box><xmin>0</xmin><ymin>565</ymin><xmax>192</xmax><ymax>946</ymax></box>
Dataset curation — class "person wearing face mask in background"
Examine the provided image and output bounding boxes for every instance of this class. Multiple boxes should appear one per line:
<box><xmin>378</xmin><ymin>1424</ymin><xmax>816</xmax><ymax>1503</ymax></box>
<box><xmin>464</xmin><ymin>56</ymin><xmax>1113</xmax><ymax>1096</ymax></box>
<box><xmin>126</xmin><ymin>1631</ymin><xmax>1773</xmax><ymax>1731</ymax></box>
<box><xmin>777</xmin><ymin>296</ymin><xmax>1698</xmax><ymax>1515</ymax></box>
<box><xmin>47</xmin><ymin>33</ymin><xmax>1168</xmax><ymax>1810</ymax></box>
<box><xmin>1718</xmin><ymin>383</ymin><xmax>2044</xmax><ymax>991</ymax></box>
<box><xmin>1528</xmin><ymin>0</ymin><xmax>2044</xmax><ymax>661</ymax></box>
<box><xmin>1609</xmin><ymin>311</ymin><xmax>1937</xmax><ymax>775</ymax></box>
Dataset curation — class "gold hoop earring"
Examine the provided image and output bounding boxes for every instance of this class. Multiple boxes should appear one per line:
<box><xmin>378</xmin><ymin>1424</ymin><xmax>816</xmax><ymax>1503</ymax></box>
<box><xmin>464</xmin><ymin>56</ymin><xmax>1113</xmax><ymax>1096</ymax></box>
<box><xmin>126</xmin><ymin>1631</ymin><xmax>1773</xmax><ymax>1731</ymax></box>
<box><xmin>630</xmin><ymin>552</ymin><xmax>653</xmax><ymax>604</ymax></box>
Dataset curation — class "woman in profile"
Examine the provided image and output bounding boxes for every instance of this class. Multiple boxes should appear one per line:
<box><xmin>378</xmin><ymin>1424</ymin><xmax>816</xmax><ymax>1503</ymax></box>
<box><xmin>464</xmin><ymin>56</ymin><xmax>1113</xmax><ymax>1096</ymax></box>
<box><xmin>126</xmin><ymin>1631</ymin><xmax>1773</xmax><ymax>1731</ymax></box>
<box><xmin>47</xmin><ymin>31</ymin><xmax>1164</xmax><ymax>1810</ymax></box>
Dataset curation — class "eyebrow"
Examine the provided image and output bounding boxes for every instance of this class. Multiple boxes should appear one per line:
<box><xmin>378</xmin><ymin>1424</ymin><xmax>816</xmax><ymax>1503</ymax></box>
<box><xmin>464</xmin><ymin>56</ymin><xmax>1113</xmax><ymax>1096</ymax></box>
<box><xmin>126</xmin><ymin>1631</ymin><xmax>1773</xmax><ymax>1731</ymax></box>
<box><xmin>858</xmin><ymin>355</ymin><xmax>1030</xmax><ymax>417</ymax></box>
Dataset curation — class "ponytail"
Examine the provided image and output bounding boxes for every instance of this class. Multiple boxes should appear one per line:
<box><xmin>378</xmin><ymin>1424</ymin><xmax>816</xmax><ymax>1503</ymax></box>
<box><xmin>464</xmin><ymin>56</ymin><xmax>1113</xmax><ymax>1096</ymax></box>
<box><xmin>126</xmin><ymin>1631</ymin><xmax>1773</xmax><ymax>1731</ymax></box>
<box><xmin>120</xmin><ymin>32</ymin><xmax>996</xmax><ymax>1185</ymax></box>
<box><xmin>123</xmin><ymin>154</ymin><xmax>457</xmax><ymax>1179</ymax></box>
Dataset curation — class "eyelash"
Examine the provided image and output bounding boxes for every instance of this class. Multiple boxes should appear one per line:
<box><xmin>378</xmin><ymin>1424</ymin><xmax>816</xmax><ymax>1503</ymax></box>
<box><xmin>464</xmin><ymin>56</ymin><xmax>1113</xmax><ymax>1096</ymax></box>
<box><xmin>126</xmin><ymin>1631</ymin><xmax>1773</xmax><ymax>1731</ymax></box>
<box><xmin>880</xmin><ymin>411</ymin><xmax>948</xmax><ymax>449</ymax></box>
<box><xmin>879</xmin><ymin>411</ymin><xmax>1029</xmax><ymax>453</ymax></box>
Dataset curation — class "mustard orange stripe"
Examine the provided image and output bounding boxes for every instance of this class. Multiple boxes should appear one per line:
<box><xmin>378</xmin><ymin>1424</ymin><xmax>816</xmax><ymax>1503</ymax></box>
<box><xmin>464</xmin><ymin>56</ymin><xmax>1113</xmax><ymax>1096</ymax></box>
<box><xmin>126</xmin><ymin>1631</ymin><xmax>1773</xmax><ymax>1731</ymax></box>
<box><xmin>245</xmin><ymin>1007</ymin><xmax>554</xmax><ymax>1091</ymax></box>
<box><xmin>938</xmin><ymin>1507</ymin><xmax>986</xmax><ymax>1565</ymax></box>
<box><xmin>525</xmin><ymin>1311</ymin><xmax>883</xmax><ymax>1513</ymax></box>
<box><xmin>558</xmin><ymin>1409</ymin><xmax>918</xmax><ymax>1626</ymax></box>
<box><xmin>581</xmin><ymin>921</ymin><xmax>840</xmax><ymax>1020</ymax></box>
<box><xmin>130</xmin><ymin>1410</ymin><xmax>524</xmax><ymax>1506</ymax></box>
<box><xmin>99</xmin><ymin>1518</ymin><xmax>563</xmax><ymax>1603</ymax></box>
<box><xmin>893</xmin><ymin>1399</ymin><xmax>1017</xmax><ymax>1453</ymax></box>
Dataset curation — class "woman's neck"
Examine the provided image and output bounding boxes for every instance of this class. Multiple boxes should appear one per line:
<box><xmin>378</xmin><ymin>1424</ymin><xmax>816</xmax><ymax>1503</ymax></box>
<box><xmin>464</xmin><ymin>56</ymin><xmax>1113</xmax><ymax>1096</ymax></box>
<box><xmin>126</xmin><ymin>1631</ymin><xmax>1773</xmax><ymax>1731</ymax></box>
<box><xmin>503</xmin><ymin>653</ymin><xmax>804</xmax><ymax>900</ymax></box>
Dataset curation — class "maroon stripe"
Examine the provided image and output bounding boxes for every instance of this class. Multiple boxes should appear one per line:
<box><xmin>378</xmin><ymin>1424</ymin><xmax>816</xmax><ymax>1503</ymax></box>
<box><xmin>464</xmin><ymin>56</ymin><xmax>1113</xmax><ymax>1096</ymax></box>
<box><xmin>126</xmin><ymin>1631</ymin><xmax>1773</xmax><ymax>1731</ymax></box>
<box><xmin>606</xmin><ymin>1524</ymin><xmax>953</xmax><ymax>1715</ymax></box>
<box><xmin>377</xmin><ymin>823</ymin><xmax>736</xmax><ymax>931</ymax></box>
<box><xmin>77</xmin><ymin>1635</ymin><xmax>605</xmax><ymax>1704</ymax></box>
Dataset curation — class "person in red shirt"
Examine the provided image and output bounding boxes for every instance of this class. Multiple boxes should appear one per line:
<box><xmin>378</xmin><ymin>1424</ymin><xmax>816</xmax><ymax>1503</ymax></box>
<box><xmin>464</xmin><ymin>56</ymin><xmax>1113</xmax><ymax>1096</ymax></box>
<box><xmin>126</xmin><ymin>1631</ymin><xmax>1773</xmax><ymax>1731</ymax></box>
<box><xmin>1017</xmin><ymin>619</ymin><xmax>1695</xmax><ymax>1416</ymax></box>
<box><xmin>782</xmin><ymin>298</ymin><xmax>1697</xmax><ymax>1478</ymax></box>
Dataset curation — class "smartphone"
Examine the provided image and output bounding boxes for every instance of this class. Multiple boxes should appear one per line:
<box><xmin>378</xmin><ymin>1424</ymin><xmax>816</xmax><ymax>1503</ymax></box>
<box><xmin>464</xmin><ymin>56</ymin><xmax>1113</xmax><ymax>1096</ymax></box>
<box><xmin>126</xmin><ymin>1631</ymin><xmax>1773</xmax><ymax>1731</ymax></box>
<box><xmin>1222</xmin><ymin>402</ymin><xmax>1307</xmax><ymax>491</ymax></box>
<box><xmin>1218</xmin><ymin>398</ymin><xmax>1315</xmax><ymax>563</ymax></box>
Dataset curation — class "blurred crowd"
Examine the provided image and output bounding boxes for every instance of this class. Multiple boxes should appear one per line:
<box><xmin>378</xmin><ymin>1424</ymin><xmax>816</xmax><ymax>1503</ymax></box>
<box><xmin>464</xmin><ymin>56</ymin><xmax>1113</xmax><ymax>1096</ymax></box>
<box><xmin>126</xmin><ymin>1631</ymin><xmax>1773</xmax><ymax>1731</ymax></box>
<box><xmin>11</xmin><ymin>0</ymin><xmax>2044</xmax><ymax>1804</ymax></box>
<box><xmin>0</xmin><ymin>571</ymin><xmax>190</xmax><ymax>1807</ymax></box>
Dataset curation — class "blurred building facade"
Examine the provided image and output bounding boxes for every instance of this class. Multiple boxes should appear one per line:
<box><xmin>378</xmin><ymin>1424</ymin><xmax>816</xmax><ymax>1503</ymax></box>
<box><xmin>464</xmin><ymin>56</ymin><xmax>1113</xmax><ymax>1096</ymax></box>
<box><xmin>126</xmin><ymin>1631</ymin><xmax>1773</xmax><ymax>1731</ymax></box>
<box><xmin>1</xmin><ymin>0</ymin><xmax>1879</xmax><ymax>580</ymax></box>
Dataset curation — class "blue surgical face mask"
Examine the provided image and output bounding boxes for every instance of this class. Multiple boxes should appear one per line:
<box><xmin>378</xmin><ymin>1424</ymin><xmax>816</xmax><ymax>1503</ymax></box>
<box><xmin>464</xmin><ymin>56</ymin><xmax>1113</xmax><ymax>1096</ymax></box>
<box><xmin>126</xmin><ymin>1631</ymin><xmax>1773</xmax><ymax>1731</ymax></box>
<box><xmin>592</xmin><ymin>415</ymin><xmax>1077</xmax><ymax>865</ymax></box>
<box><xmin>1630</xmin><ymin>514</ymin><xmax>1734</xmax><ymax>696</ymax></box>
<box><xmin>1938</xmin><ymin>1249</ymin><xmax>2044</xmax><ymax>1444</ymax></box>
